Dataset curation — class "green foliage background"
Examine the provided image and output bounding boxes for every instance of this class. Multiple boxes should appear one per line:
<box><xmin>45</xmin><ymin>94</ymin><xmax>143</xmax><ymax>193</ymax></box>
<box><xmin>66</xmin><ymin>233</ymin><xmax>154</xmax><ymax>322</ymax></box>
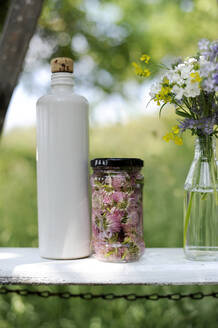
<box><xmin>1</xmin><ymin>0</ymin><xmax>217</xmax><ymax>95</ymax></box>
<box><xmin>37</xmin><ymin>0</ymin><xmax>218</xmax><ymax>94</ymax></box>
<box><xmin>0</xmin><ymin>119</ymin><xmax>218</xmax><ymax>327</ymax></box>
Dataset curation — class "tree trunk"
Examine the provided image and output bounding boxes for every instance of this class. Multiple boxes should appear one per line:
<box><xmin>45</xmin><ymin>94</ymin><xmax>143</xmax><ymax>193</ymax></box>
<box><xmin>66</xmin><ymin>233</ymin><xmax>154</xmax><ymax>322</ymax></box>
<box><xmin>0</xmin><ymin>0</ymin><xmax>44</xmax><ymax>136</ymax></box>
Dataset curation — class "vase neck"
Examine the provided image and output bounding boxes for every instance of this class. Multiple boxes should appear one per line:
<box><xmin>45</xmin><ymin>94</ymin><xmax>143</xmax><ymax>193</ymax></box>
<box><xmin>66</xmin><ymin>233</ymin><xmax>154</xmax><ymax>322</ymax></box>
<box><xmin>194</xmin><ymin>136</ymin><xmax>216</xmax><ymax>162</ymax></box>
<box><xmin>185</xmin><ymin>136</ymin><xmax>217</xmax><ymax>191</ymax></box>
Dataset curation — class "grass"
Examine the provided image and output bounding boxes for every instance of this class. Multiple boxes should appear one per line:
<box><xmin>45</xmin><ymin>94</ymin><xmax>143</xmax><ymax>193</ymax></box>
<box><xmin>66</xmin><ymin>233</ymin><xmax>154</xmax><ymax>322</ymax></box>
<box><xmin>0</xmin><ymin>116</ymin><xmax>217</xmax><ymax>328</ymax></box>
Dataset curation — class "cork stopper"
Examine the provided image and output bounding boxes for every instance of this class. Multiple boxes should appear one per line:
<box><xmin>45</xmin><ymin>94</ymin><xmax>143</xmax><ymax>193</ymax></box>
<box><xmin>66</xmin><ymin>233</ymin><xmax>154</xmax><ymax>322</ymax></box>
<box><xmin>51</xmin><ymin>57</ymin><xmax>73</xmax><ymax>73</ymax></box>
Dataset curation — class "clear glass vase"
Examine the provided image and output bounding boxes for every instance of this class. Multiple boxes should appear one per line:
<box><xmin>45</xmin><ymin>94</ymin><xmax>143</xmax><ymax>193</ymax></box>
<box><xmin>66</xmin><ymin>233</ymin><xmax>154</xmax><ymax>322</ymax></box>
<box><xmin>184</xmin><ymin>136</ymin><xmax>218</xmax><ymax>261</ymax></box>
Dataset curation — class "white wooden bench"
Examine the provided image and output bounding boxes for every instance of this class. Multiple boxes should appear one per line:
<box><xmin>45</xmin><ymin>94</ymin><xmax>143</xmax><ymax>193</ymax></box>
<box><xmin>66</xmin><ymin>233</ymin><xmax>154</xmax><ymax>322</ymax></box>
<box><xmin>0</xmin><ymin>248</ymin><xmax>218</xmax><ymax>285</ymax></box>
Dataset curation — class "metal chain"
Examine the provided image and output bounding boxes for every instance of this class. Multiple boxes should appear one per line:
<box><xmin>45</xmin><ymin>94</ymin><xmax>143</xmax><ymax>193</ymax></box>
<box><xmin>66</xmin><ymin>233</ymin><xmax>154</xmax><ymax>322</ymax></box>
<box><xmin>1</xmin><ymin>287</ymin><xmax>218</xmax><ymax>301</ymax></box>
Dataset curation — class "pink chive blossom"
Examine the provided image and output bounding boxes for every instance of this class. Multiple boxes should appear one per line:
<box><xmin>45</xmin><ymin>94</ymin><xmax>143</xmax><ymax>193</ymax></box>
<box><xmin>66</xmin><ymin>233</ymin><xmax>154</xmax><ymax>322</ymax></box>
<box><xmin>111</xmin><ymin>175</ymin><xmax>127</xmax><ymax>189</ymax></box>
<box><xmin>92</xmin><ymin>190</ymin><xmax>104</xmax><ymax>208</ymax></box>
<box><xmin>106</xmin><ymin>218</ymin><xmax>121</xmax><ymax>234</ymax></box>
<box><xmin>102</xmin><ymin>229</ymin><xmax>114</xmax><ymax>240</ymax></box>
<box><xmin>93</xmin><ymin>241</ymin><xmax>114</xmax><ymax>257</ymax></box>
<box><xmin>127</xmin><ymin>210</ymin><xmax>139</xmax><ymax>225</ymax></box>
<box><xmin>95</xmin><ymin>229</ymin><xmax>112</xmax><ymax>241</ymax></box>
<box><xmin>92</xmin><ymin>205</ymin><xmax>103</xmax><ymax>215</ymax></box>
<box><xmin>107</xmin><ymin>208</ymin><xmax>123</xmax><ymax>233</ymax></box>
<box><xmin>122</xmin><ymin>224</ymin><xmax>138</xmax><ymax>240</ymax></box>
<box><xmin>112</xmin><ymin>191</ymin><xmax>125</xmax><ymax>203</ymax></box>
<box><xmin>90</xmin><ymin>176</ymin><xmax>95</xmax><ymax>187</ymax></box>
<box><xmin>108</xmin><ymin>207</ymin><xmax>124</xmax><ymax>221</ymax></box>
<box><xmin>92</xmin><ymin>223</ymin><xmax>100</xmax><ymax>237</ymax></box>
<box><xmin>103</xmin><ymin>193</ymin><xmax>113</xmax><ymax>205</ymax></box>
<box><xmin>127</xmin><ymin>197</ymin><xmax>138</xmax><ymax>213</ymax></box>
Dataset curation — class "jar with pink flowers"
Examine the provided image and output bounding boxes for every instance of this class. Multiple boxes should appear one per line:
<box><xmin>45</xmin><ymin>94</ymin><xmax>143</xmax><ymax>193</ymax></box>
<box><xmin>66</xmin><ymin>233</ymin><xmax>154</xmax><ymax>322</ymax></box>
<box><xmin>90</xmin><ymin>158</ymin><xmax>145</xmax><ymax>262</ymax></box>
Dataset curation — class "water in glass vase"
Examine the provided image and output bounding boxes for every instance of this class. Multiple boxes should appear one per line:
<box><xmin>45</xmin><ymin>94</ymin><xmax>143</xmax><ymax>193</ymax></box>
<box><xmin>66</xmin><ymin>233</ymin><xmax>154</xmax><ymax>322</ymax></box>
<box><xmin>184</xmin><ymin>136</ymin><xmax>218</xmax><ymax>261</ymax></box>
<box><xmin>184</xmin><ymin>189</ymin><xmax>218</xmax><ymax>261</ymax></box>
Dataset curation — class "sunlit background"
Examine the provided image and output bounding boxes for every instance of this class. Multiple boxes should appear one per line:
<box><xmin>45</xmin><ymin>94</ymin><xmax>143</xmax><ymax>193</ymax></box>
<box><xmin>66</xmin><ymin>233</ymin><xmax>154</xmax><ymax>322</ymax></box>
<box><xmin>0</xmin><ymin>0</ymin><xmax>218</xmax><ymax>327</ymax></box>
<box><xmin>4</xmin><ymin>0</ymin><xmax>217</xmax><ymax>131</ymax></box>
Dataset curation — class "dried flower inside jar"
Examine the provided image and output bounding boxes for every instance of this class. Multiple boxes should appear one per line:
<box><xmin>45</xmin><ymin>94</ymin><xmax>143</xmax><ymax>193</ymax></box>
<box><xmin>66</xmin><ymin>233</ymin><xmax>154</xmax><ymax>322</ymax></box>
<box><xmin>90</xmin><ymin>158</ymin><xmax>145</xmax><ymax>262</ymax></box>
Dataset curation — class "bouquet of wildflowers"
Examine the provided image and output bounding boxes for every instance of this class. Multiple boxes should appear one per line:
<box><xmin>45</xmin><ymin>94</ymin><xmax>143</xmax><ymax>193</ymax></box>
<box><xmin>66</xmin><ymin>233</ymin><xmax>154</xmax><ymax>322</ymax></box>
<box><xmin>133</xmin><ymin>39</ymin><xmax>218</xmax><ymax>145</ymax></box>
<box><xmin>134</xmin><ymin>40</ymin><xmax>218</xmax><ymax>254</ymax></box>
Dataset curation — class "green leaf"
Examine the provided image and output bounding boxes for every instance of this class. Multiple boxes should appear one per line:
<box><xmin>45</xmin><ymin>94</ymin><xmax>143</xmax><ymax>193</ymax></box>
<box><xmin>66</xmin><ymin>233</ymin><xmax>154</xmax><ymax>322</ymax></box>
<box><xmin>118</xmin><ymin>201</ymin><xmax>128</xmax><ymax>209</ymax></box>
<box><xmin>121</xmin><ymin>216</ymin><xmax>128</xmax><ymax>224</ymax></box>
<box><xmin>121</xmin><ymin>250</ymin><xmax>128</xmax><ymax>260</ymax></box>
<box><xmin>105</xmin><ymin>249</ymin><xmax>116</xmax><ymax>257</ymax></box>
<box><xmin>176</xmin><ymin>109</ymin><xmax>192</xmax><ymax>118</ymax></box>
<box><xmin>201</xmin><ymin>193</ymin><xmax>208</xmax><ymax>200</ymax></box>
<box><xmin>136</xmin><ymin>179</ymin><xmax>144</xmax><ymax>185</ymax></box>
<box><xmin>146</xmin><ymin>96</ymin><xmax>155</xmax><ymax>108</ymax></box>
<box><xmin>103</xmin><ymin>185</ymin><xmax>113</xmax><ymax>192</ymax></box>
<box><xmin>159</xmin><ymin>102</ymin><xmax>167</xmax><ymax>118</ymax></box>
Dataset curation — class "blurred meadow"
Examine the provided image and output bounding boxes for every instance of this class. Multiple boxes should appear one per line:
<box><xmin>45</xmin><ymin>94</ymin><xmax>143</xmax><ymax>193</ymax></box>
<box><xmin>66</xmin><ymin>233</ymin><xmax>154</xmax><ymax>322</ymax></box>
<box><xmin>0</xmin><ymin>0</ymin><xmax>218</xmax><ymax>327</ymax></box>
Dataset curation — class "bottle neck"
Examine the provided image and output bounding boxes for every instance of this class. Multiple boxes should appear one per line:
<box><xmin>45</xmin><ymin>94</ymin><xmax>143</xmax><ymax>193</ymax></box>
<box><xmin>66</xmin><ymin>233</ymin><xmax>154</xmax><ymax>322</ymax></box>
<box><xmin>194</xmin><ymin>135</ymin><xmax>216</xmax><ymax>162</ymax></box>
<box><xmin>51</xmin><ymin>72</ymin><xmax>74</xmax><ymax>93</ymax></box>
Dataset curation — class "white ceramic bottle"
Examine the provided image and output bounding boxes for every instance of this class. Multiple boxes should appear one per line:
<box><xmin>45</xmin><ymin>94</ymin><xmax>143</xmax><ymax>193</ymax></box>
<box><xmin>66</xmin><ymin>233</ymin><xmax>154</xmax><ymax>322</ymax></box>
<box><xmin>36</xmin><ymin>57</ymin><xmax>90</xmax><ymax>259</ymax></box>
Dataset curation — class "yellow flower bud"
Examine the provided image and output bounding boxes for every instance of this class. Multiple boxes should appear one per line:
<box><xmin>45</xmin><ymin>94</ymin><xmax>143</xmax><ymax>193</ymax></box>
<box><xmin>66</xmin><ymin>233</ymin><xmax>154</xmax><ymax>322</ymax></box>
<box><xmin>163</xmin><ymin>127</ymin><xmax>183</xmax><ymax>146</ymax></box>
<box><xmin>190</xmin><ymin>72</ymin><xmax>202</xmax><ymax>83</ymax></box>
<box><xmin>172</xmin><ymin>125</ymin><xmax>180</xmax><ymax>134</ymax></box>
<box><xmin>132</xmin><ymin>62</ymin><xmax>150</xmax><ymax>77</ymax></box>
<box><xmin>174</xmin><ymin>136</ymin><xmax>183</xmax><ymax>145</ymax></box>
<box><xmin>140</xmin><ymin>54</ymin><xmax>151</xmax><ymax>64</ymax></box>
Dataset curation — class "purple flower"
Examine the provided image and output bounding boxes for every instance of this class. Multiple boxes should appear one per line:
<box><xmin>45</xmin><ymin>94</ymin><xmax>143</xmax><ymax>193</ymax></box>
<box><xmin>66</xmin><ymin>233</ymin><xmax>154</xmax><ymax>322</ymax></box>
<box><xmin>202</xmin><ymin>77</ymin><xmax>216</xmax><ymax>93</ymax></box>
<box><xmin>215</xmin><ymin>108</ymin><xmax>218</xmax><ymax>124</ymax></box>
<box><xmin>198</xmin><ymin>39</ymin><xmax>210</xmax><ymax>51</ymax></box>
<box><xmin>199</xmin><ymin>39</ymin><xmax>218</xmax><ymax>61</ymax></box>
<box><xmin>212</xmin><ymin>72</ymin><xmax>218</xmax><ymax>85</ymax></box>
<box><xmin>198</xmin><ymin>39</ymin><xmax>218</xmax><ymax>92</ymax></box>
<box><xmin>179</xmin><ymin>116</ymin><xmax>215</xmax><ymax>135</ymax></box>
<box><xmin>209</xmin><ymin>41</ymin><xmax>218</xmax><ymax>61</ymax></box>
<box><xmin>198</xmin><ymin>39</ymin><xmax>210</xmax><ymax>58</ymax></box>
<box><xmin>190</xmin><ymin>105</ymin><xmax>200</xmax><ymax>115</ymax></box>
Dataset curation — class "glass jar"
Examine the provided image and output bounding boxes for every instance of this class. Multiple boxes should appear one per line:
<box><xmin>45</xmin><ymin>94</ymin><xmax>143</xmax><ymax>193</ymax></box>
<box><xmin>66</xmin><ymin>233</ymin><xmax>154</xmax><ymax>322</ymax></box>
<box><xmin>184</xmin><ymin>136</ymin><xmax>218</xmax><ymax>261</ymax></box>
<box><xmin>90</xmin><ymin>158</ymin><xmax>145</xmax><ymax>262</ymax></box>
